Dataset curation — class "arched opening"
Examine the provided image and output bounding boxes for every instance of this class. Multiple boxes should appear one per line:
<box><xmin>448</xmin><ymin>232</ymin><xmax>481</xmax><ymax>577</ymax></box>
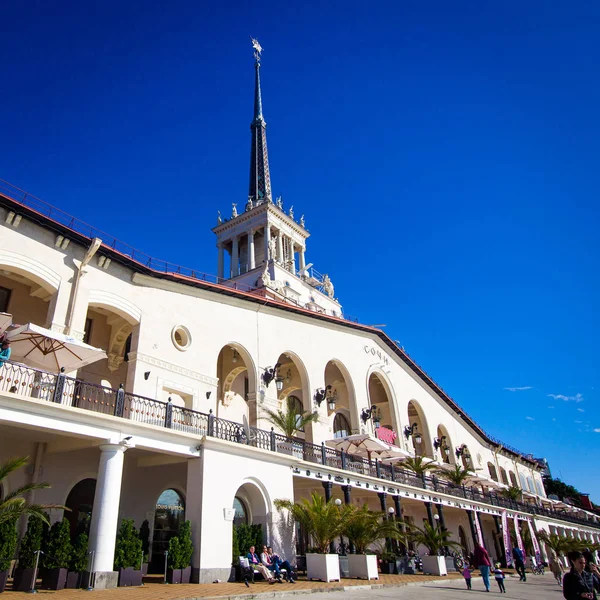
<box><xmin>499</xmin><ymin>467</ymin><xmax>509</xmax><ymax>485</ymax></box>
<box><xmin>406</xmin><ymin>400</ymin><xmax>433</xmax><ymax>457</ymax></box>
<box><xmin>435</xmin><ymin>425</ymin><xmax>454</xmax><ymax>464</ymax></box>
<box><xmin>458</xmin><ymin>525</ymin><xmax>470</xmax><ymax>555</ymax></box>
<box><xmin>324</xmin><ymin>360</ymin><xmax>357</xmax><ymax>434</ymax></box>
<box><xmin>458</xmin><ymin>445</ymin><xmax>473</xmax><ymax>470</ymax></box>
<box><xmin>0</xmin><ymin>262</ymin><xmax>58</xmax><ymax>332</ymax></box>
<box><xmin>367</xmin><ymin>371</ymin><xmax>400</xmax><ymax>444</ymax></box>
<box><xmin>151</xmin><ymin>488</ymin><xmax>185</xmax><ymax>573</ymax></box>
<box><xmin>509</xmin><ymin>471</ymin><xmax>518</xmax><ymax>487</ymax></box>
<box><xmin>333</xmin><ymin>413</ymin><xmax>351</xmax><ymax>438</ymax></box>
<box><xmin>79</xmin><ymin>300</ymin><xmax>140</xmax><ymax>391</ymax></box>
<box><xmin>64</xmin><ymin>478</ymin><xmax>97</xmax><ymax>538</ymax></box>
<box><xmin>216</xmin><ymin>344</ymin><xmax>256</xmax><ymax>424</ymax></box>
<box><xmin>232</xmin><ymin>481</ymin><xmax>269</xmax><ymax>557</ymax></box>
<box><xmin>488</xmin><ymin>462</ymin><xmax>498</xmax><ymax>482</ymax></box>
<box><xmin>268</xmin><ymin>352</ymin><xmax>312</xmax><ymax>442</ymax></box>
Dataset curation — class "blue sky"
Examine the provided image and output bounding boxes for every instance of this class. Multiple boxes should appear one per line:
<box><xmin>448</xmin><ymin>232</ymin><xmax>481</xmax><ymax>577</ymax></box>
<box><xmin>1</xmin><ymin>1</ymin><xmax>599</xmax><ymax>500</ymax></box>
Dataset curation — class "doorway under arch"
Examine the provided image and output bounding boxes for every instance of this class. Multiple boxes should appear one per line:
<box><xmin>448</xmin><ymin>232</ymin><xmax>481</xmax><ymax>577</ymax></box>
<box><xmin>367</xmin><ymin>371</ymin><xmax>399</xmax><ymax>443</ymax></box>
<box><xmin>458</xmin><ymin>525</ymin><xmax>470</xmax><ymax>555</ymax></box>
<box><xmin>216</xmin><ymin>344</ymin><xmax>256</xmax><ymax>423</ymax></box>
<box><xmin>151</xmin><ymin>488</ymin><xmax>185</xmax><ymax>573</ymax></box>
<box><xmin>64</xmin><ymin>478</ymin><xmax>97</xmax><ymax>538</ymax></box>
<box><xmin>324</xmin><ymin>360</ymin><xmax>357</xmax><ymax>434</ymax></box>
<box><xmin>406</xmin><ymin>400</ymin><xmax>433</xmax><ymax>457</ymax></box>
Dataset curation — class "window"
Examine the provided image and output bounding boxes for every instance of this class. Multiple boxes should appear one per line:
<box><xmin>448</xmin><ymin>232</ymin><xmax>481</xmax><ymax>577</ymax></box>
<box><xmin>488</xmin><ymin>462</ymin><xmax>498</xmax><ymax>482</ymax></box>
<box><xmin>519</xmin><ymin>473</ymin><xmax>527</xmax><ymax>489</ymax></box>
<box><xmin>500</xmin><ymin>468</ymin><xmax>509</xmax><ymax>485</ymax></box>
<box><xmin>171</xmin><ymin>325</ymin><xmax>192</xmax><ymax>351</ymax></box>
<box><xmin>0</xmin><ymin>286</ymin><xmax>11</xmax><ymax>313</ymax></box>
<box><xmin>527</xmin><ymin>477</ymin><xmax>535</xmax><ymax>493</ymax></box>
<box><xmin>233</xmin><ymin>497</ymin><xmax>248</xmax><ymax>527</ymax></box>
<box><xmin>536</xmin><ymin>479</ymin><xmax>545</xmax><ymax>496</ymax></box>
<box><xmin>333</xmin><ymin>413</ymin><xmax>351</xmax><ymax>439</ymax></box>
<box><xmin>509</xmin><ymin>471</ymin><xmax>518</xmax><ymax>487</ymax></box>
<box><xmin>83</xmin><ymin>318</ymin><xmax>93</xmax><ymax>345</ymax></box>
<box><xmin>288</xmin><ymin>396</ymin><xmax>304</xmax><ymax>431</ymax></box>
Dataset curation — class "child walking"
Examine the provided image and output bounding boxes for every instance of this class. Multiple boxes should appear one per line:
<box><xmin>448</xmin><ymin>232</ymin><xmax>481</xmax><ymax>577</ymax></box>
<box><xmin>493</xmin><ymin>563</ymin><xmax>506</xmax><ymax>593</ymax></box>
<box><xmin>463</xmin><ymin>565</ymin><xmax>472</xmax><ymax>590</ymax></box>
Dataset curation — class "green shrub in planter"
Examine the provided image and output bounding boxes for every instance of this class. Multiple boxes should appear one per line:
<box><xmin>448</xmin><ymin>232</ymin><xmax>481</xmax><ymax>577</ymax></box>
<box><xmin>18</xmin><ymin>515</ymin><xmax>47</xmax><ymax>568</ymax></box>
<box><xmin>70</xmin><ymin>533</ymin><xmax>89</xmax><ymax>573</ymax></box>
<box><xmin>0</xmin><ymin>518</ymin><xmax>18</xmax><ymax>570</ymax></box>
<box><xmin>178</xmin><ymin>521</ymin><xmax>193</xmax><ymax>569</ymax></box>
<box><xmin>114</xmin><ymin>519</ymin><xmax>143</xmax><ymax>570</ymax></box>
<box><xmin>43</xmin><ymin>518</ymin><xmax>72</xmax><ymax>569</ymax></box>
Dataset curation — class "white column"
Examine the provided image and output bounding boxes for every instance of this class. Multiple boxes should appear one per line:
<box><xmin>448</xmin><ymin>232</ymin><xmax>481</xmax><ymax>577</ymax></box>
<box><xmin>276</xmin><ymin>233</ymin><xmax>283</xmax><ymax>264</ymax></box>
<box><xmin>231</xmin><ymin>236</ymin><xmax>239</xmax><ymax>277</ymax></box>
<box><xmin>217</xmin><ymin>245</ymin><xmax>224</xmax><ymax>280</ymax></box>
<box><xmin>263</xmin><ymin>225</ymin><xmax>270</xmax><ymax>263</ymax></box>
<box><xmin>299</xmin><ymin>247</ymin><xmax>306</xmax><ymax>273</ymax></box>
<box><xmin>290</xmin><ymin>243</ymin><xmax>296</xmax><ymax>275</ymax></box>
<box><xmin>88</xmin><ymin>444</ymin><xmax>127</xmax><ymax>579</ymax></box>
<box><xmin>247</xmin><ymin>230</ymin><xmax>255</xmax><ymax>271</ymax></box>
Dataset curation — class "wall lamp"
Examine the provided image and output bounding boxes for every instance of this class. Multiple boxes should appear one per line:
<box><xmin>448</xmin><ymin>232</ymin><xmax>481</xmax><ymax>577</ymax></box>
<box><xmin>455</xmin><ymin>445</ymin><xmax>472</xmax><ymax>464</ymax></box>
<box><xmin>434</xmin><ymin>436</ymin><xmax>450</xmax><ymax>457</ymax></box>
<box><xmin>361</xmin><ymin>405</ymin><xmax>381</xmax><ymax>426</ymax></box>
<box><xmin>404</xmin><ymin>423</ymin><xmax>422</xmax><ymax>444</ymax></box>
<box><xmin>315</xmin><ymin>385</ymin><xmax>332</xmax><ymax>408</ymax></box>
<box><xmin>262</xmin><ymin>362</ymin><xmax>283</xmax><ymax>391</ymax></box>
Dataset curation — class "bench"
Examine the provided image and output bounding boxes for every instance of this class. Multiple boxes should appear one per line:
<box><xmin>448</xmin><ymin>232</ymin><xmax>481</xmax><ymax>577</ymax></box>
<box><xmin>239</xmin><ymin>557</ymin><xmax>288</xmax><ymax>581</ymax></box>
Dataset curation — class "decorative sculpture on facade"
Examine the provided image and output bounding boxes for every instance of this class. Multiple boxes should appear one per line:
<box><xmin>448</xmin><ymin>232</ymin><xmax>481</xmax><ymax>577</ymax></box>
<box><xmin>268</xmin><ymin>236</ymin><xmax>277</xmax><ymax>260</ymax></box>
<box><xmin>300</xmin><ymin>214</ymin><xmax>305</xmax><ymax>228</ymax></box>
<box><xmin>288</xmin><ymin>205</ymin><xmax>294</xmax><ymax>219</ymax></box>
<box><xmin>260</xmin><ymin>268</ymin><xmax>271</xmax><ymax>287</ymax></box>
<box><xmin>217</xmin><ymin>210</ymin><xmax>222</xmax><ymax>224</ymax></box>
<box><xmin>246</xmin><ymin>196</ymin><xmax>254</xmax><ymax>211</ymax></box>
<box><xmin>232</xmin><ymin>203</ymin><xmax>238</xmax><ymax>218</ymax></box>
<box><xmin>276</xmin><ymin>196</ymin><xmax>283</xmax><ymax>210</ymax></box>
<box><xmin>322</xmin><ymin>274</ymin><xmax>335</xmax><ymax>298</ymax></box>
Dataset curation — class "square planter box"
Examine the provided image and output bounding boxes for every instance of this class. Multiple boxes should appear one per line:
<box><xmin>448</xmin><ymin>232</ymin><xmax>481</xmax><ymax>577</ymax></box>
<box><xmin>421</xmin><ymin>555</ymin><xmax>447</xmax><ymax>576</ymax></box>
<box><xmin>118</xmin><ymin>567</ymin><xmax>144</xmax><ymax>587</ymax></box>
<box><xmin>306</xmin><ymin>554</ymin><xmax>340</xmax><ymax>582</ymax></box>
<box><xmin>0</xmin><ymin>570</ymin><xmax>8</xmax><ymax>593</ymax></box>
<box><xmin>42</xmin><ymin>567</ymin><xmax>68</xmax><ymax>590</ymax></box>
<box><xmin>12</xmin><ymin>567</ymin><xmax>37</xmax><ymax>592</ymax></box>
<box><xmin>347</xmin><ymin>554</ymin><xmax>378</xmax><ymax>580</ymax></box>
<box><xmin>66</xmin><ymin>571</ymin><xmax>85</xmax><ymax>589</ymax></box>
<box><xmin>380</xmin><ymin>561</ymin><xmax>396</xmax><ymax>574</ymax></box>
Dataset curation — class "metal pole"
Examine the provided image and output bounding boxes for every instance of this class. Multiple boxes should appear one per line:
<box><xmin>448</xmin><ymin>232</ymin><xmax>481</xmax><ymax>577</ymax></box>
<box><xmin>27</xmin><ymin>550</ymin><xmax>41</xmax><ymax>594</ymax></box>
<box><xmin>163</xmin><ymin>550</ymin><xmax>169</xmax><ymax>584</ymax></box>
<box><xmin>86</xmin><ymin>550</ymin><xmax>95</xmax><ymax>591</ymax></box>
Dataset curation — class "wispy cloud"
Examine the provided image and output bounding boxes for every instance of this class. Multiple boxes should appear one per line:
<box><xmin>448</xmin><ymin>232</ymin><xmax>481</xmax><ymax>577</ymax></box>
<box><xmin>594</xmin><ymin>428</ymin><xmax>600</xmax><ymax>433</ymax></box>
<box><xmin>548</xmin><ymin>405</ymin><xmax>555</xmax><ymax>409</ymax></box>
<box><xmin>574</xmin><ymin>420</ymin><xmax>583</xmax><ymax>424</ymax></box>
<box><xmin>547</xmin><ymin>393</ymin><xmax>584</xmax><ymax>403</ymax></box>
<box><xmin>525</xmin><ymin>416</ymin><xmax>535</xmax><ymax>421</ymax></box>
<box><xmin>552</xmin><ymin>418</ymin><xmax>557</xmax><ymax>422</ymax></box>
<box><xmin>577</xmin><ymin>408</ymin><xmax>585</xmax><ymax>413</ymax></box>
<box><xmin>504</xmin><ymin>386</ymin><xmax>533</xmax><ymax>392</ymax></box>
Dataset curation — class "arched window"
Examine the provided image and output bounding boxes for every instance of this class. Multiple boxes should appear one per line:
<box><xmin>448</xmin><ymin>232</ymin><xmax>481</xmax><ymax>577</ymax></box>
<box><xmin>65</xmin><ymin>478</ymin><xmax>97</xmax><ymax>537</ymax></box>
<box><xmin>233</xmin><ymin>497</ymin><xmax>248</xmax><ymax>527</ymax></box>
<box><xmin>488</xmin><ymin>462</ymin><xmax>498</xmax><ymax>482</ymax></box>
<box><xmin>526</xmin><ymin>477</ymin><xmax>535</xmax><ymax>493</ymax></box>
<box><xmin>509</xmin><ymin>471</ymin><xmax>518</xmax><ymax>487</ymax></box>
<box><xmin>333</xmin><ymin>413</ymin><xmax>351</xmax><ymax>439</ymax></box>
<box><xmin>519</xmin><ymin>473</ymin><xmax>527</xmax><ymax>489</ymax></box>
<box><xmin>535</xmin><ymin>479</ymin><xmax>544</xmax><ymax>496</ymax></box>
<box><xmin>288</xmin><ymin>395</ymin><xmax>304</xmax><ymax>431</ymax></box>
<box><xmin>500</xmin><ymin>467</ymin><xmax>509</xmax><ymax>485</ymax></box>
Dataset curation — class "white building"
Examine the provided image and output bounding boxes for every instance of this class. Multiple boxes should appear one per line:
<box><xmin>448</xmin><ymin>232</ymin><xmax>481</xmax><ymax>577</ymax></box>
<box><xmin>0</xmin><ymin>47</ymin><xmax>598</xmax><ymax>588</ymax></box>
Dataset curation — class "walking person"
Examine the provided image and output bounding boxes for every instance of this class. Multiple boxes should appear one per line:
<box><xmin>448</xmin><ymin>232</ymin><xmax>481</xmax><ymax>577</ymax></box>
<box><xmin>474</xmin><ymin>544</ymin><xmax>492</xmax><ymax>592</ymax></box>
<box><xmin>462</xmin><ymin>565</ymin><xmax>473</xmax><ymax>590</ymax></box>
<box><xmin>493</xmin><ymin>563</ymin><xmax>506</xmax><ymax>593</ymax></box>
<box><xmin>513</xmin><ymin>545</ymin><xmax>527</xmax><ymax>581</ymax></box>
<box><xmin>550</xmin><ymin>552</ymin><xmax>565</xmax><ymax>585</ymax></box>
<box><xmin>563</xmin><ymin>550</ymin><xmax>599</xmax><ymax>600</ymax></box>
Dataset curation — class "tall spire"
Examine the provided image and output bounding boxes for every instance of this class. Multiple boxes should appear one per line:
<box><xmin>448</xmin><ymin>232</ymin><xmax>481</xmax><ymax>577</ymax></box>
<box><xmin>248</xmin><ymin>38</ymin><xmax>272</xmax><ymax>204</ymax></box>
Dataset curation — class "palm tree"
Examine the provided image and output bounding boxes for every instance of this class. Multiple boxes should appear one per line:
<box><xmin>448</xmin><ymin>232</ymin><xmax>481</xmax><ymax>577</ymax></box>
<box><xmin>274</xmin><ymin>492</ymin><xmax>343</xmax><ymax>554</ymax></box>
<box><xmin>0</xmin><ymin>457</ymin><xmax>64</xmax><ymax>525</ymax></box>
<box><xmin>340</xmin><ymin>504</ymin><xmax>405</xmax><ymax>554</ymax></box>
<box><xmin>402</xmin><ymin>456</ymin><xmax>439</xmax><ymax>478</ymax></box>
<box><xmin>538</xmin><ymin>532</ymin><xmax>573</xmax><ymax>557</ymax></box>
<box><xmin>263</xmin><ymin>397</ymin><xmax>319</xmax><ymax>440</ymax></box>
<box><xmin>407</xmin><ymin>522</ymin><xmax>462</xmax><ymax>555</ymax></box>
<box><xmin>501</xmin><ymin>486</ymin><xmax>523</xmax><ymax>501</ymax></box>
<box><xmin>436</xmin><ymin>464</ymin><xmax>472</xmax><ymax>486</ymax></box>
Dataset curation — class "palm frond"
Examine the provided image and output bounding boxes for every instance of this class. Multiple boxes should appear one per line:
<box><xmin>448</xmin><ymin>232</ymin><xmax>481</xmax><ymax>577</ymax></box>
<box><xmin>263</xmin><ymin>397</ymin><xmax>319</xmax><ymax>439</ymax></box>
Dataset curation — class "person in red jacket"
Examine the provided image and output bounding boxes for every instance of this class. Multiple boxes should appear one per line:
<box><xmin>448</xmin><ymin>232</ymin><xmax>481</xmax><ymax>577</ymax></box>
<box><xmin>474</xmin><ymin>544</ymin><xmax>492</xmax><ymax>592</ymax></box>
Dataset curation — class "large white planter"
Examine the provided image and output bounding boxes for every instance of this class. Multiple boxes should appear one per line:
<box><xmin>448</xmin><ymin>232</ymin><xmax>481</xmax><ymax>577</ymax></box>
<box><xmin>306</xmin><ymin>553</ymin><xmax>341</xmax><ymax>582</ymax></box>
<box><xmin>347</xmin><ymin>554</ymin><xmax>379</xmax><ymax>580</ymax></box>
<box><xmin>421</xmin><ymin>555</ymin><xmax>447</xmax><ymax>576</ymax></box>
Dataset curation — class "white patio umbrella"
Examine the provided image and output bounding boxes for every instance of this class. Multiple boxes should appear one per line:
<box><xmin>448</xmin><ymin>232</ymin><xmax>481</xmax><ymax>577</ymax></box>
<box><xmin>380</xmin><ymin>447</ymin><xmax>414</xmax><ymax>463</ymax></box>
<box><xmin>6</xmin><ymin>322</ymin><xmax>107</xmax><ymax>373</ymax></box>
<box><xmin>0</xmin><ymin>312</ymin><xmax>12</xmax><ymax>333</ymax></box>
<box><xmin>325</xmin><ymin>433</ymin><xmax>392</xmax><ymax>460</ymax></box>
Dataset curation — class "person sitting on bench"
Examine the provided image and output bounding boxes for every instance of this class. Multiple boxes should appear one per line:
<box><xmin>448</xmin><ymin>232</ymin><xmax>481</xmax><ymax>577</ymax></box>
<box><xmin>260</xmin><ymin>545</ymin><xmax>283</xmax><ymax>582</ymax></box>
<box><xmin>268</xmin><ymin>546</ymin><xmax>295</xmax><ymax>583</ymax></box>
<box><xmin>247</xmin><ymin>546</ymin><xmax>276</xmax><ymax>584</ymax></box>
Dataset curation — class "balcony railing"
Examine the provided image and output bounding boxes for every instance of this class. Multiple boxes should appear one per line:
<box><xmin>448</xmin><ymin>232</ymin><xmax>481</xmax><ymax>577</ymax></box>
<box><xmin>1</xmin><ymin>360</ymin><xmax>598</xmax><ymax>530</ymax></box>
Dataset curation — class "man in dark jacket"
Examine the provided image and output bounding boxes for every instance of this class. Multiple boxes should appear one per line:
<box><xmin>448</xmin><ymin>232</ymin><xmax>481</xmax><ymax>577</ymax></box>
<box><xmin>513</xmin><ymin>546</ymin><xmax>526</xmax><ymax>581</ymax></box>
<box><xmin>563</xmin><ymin>551</ymin><xmax>599</xmax><ymax>600</ymax></box>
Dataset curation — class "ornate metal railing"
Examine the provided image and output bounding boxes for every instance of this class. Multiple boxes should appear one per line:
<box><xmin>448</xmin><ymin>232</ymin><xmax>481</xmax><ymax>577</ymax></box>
<box><xmin>1</xmin><ymin>359</ymin><xmax>598</xmax><ymax>530</ymax></box>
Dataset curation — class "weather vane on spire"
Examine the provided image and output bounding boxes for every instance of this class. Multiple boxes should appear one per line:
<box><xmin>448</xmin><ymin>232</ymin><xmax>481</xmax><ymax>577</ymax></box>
<box><xmin>251</xmin><ymin>37</ymin><xmax>263</xmax><ymax>62</ymax></box>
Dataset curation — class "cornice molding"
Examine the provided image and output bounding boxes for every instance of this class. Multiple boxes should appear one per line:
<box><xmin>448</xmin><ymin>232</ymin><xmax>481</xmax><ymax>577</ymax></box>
<box><xmin>128</xmin><ymin>351</ymin><xmax>218</xmax><ymax>386</ymax></box>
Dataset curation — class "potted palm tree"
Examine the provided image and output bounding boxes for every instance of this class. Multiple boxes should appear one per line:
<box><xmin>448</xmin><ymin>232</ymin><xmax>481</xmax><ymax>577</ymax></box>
<box><xmin>402</xmin><ymin>456</ymin><xmax>439</xmax><ymax>483</ymax></box>
<box><xmin>436</xmin><ymin>464</ymin><xmax>472</xmax><ymax>487</ymax></box>
<box><xmin>341</xmin><ymin>504</ymin><xmax>403</xmax><ymax>579</ymax></box>
<box><xmin>41</xmin><ymin>518</ymin><xmax>72</xmax><ymax>590</ymax></box>
<box><xmin>263</xmin><ymin>397</ymin><xmax>319</xmax><ymax>458</ymax></box>
<box><xmin>0</xmin><ymin>519</ymin><xmax>17</xmax><ymax>593</ymax></box>
<box><xmin>274</xmin><ymin>492</ymin><xmax>342</xmax><ymax>582</ymax></box>
<box><xmin>407</xmin><ymin>522</ymin><xmax>461</xmax><ymax>576</ymax></box>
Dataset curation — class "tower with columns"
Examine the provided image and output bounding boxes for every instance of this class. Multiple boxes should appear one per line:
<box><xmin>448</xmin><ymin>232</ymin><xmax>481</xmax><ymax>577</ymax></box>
<box><xmin>212</xmin><ymin>40</ymin><xmax>342</xmax><ymax>317</ymax></box>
